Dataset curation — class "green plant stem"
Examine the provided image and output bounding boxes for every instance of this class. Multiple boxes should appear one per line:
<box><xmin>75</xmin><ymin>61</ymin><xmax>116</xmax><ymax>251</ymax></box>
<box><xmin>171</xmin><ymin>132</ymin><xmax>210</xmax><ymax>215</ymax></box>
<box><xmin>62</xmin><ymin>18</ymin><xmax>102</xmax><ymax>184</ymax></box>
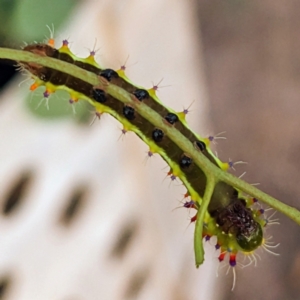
<box><xmin>194</xmin><ymin>176</ymin><xmax>216</xmax><ymax>267</ymax></box>
<box><xmin>1</xmin><ymin>47</ymin><xmax>300</xmax><ymax>227</ymax></box>
<box><xmin>2</xmin><ymin>48</ymin><xmax>99</xmax><ymax>85</ymax></box>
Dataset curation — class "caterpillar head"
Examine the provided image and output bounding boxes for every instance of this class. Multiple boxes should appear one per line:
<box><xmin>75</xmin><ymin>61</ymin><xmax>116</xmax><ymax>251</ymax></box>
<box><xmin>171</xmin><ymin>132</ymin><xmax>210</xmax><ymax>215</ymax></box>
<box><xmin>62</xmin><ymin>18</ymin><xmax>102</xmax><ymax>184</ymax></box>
<box><xmin>214</xmin><ymin>198</ymin><xmax>263</xmax><ymax>252</ymax></box>
<box><xmin>236</xmin><ymin>220</ymin><xmax>263</xmax><ymax>252</ymax></box>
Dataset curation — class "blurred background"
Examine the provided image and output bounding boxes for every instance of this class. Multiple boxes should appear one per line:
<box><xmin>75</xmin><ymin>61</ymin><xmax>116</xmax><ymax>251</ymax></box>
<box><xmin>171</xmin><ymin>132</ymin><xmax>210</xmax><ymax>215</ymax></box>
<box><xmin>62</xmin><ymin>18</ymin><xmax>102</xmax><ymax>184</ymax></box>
<box><xmin>0</xmin><ymin>0</ymin><xmax>299</xmax><ymax>299</ymax></box>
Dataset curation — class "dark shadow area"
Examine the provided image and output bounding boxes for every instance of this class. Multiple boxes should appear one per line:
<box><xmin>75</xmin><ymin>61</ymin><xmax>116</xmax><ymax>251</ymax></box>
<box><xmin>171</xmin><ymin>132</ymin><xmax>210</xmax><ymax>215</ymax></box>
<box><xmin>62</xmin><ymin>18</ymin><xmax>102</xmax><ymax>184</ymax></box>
<box><xmin>0</xmin><ymin>274</ymin><xmax>12</xmax><ymax>300</ymax></box>
<box><xmin>123</xmin><ymin>267</ymin><xmax>150</xmax><ymax>300</ymax></box>
<box><xmin>110</xmin><ymin>221</ymin><xmax>139</xmax><ymax>260</ymax></box>
<box><xmin>2</xmin><ymin>171</ymin><xmax>33</xmax><ymax>216</ymax></box>
<box><xmin>59</xmin><ymin>186</ymin><xmax>89</xmax><ymax>226</ymax></box>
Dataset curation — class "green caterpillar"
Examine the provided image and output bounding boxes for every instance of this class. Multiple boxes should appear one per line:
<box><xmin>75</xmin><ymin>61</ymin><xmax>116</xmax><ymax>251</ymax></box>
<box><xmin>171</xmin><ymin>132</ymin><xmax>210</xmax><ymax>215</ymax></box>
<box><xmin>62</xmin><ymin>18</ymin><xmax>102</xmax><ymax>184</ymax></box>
<box><xmin>19</xmin><ymin>37</ymin><xmax>276</xmax><ymax>283</ymax></box>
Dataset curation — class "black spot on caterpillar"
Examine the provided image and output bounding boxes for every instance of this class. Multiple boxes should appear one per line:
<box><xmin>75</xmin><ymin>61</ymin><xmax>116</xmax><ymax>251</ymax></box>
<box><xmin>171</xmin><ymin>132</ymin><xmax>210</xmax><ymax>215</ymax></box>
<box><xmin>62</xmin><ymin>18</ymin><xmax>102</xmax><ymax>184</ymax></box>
<box><xmin>19</xmin><ymin>39</ymin><xmax>274</xmax><ymax>271</ymax></box>
<box><xmin>93</xmin><ymin>88</ymin><xmax>106</xmax><ymax>103</ymax></box>
<box><xmin>123</xmin><ymin>105</ymin><xmax>136</xmax><ymax>120</ymax></box>
<box><xmin>165</xmin><ymin>112</ymin><xmax>179</xmax><ymax>125</ymax></box>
